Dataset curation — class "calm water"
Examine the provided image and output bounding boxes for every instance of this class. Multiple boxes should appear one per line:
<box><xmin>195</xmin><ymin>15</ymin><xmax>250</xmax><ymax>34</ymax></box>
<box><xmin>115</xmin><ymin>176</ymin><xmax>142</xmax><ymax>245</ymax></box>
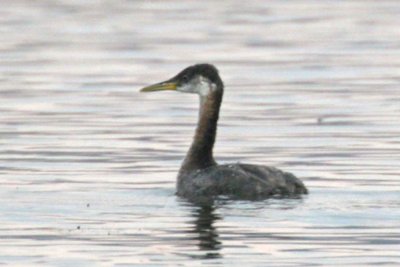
<box><xmin>1</xmin><ymin>1</ymin><xmax>400</xmax><ymax>266</ymax></box>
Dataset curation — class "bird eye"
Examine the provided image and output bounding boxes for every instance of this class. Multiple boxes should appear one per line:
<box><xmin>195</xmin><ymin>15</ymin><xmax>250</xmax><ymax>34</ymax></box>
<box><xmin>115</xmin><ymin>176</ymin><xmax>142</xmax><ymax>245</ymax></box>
<box><xmin>182</xmin><ymin>75</ymin><xmax>189</xmax><ymax>83</ymax></box>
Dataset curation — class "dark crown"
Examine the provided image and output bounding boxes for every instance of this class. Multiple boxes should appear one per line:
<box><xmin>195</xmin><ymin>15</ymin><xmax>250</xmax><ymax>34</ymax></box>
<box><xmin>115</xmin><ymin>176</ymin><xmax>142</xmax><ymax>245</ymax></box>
<box><xmin>175</xmin><ymin>63</ymin><xmax>223</xmax><ymax>88</ymax></box>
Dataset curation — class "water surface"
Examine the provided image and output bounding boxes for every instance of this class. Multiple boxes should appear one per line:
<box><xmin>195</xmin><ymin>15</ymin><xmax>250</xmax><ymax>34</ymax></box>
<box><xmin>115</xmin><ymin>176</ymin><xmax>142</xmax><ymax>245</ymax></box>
<box><xmin>1</xmin><ymin>1</ymin><xmax>400</xmax><ymax>266</ymax></box>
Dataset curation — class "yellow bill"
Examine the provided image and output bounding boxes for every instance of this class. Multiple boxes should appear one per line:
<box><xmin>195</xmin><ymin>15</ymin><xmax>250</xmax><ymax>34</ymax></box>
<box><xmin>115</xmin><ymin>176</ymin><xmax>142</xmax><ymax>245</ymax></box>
<box><xmin>140</xmin><ymin>82</ymin><xmax>177</xmax><ymax>92</ymax></box>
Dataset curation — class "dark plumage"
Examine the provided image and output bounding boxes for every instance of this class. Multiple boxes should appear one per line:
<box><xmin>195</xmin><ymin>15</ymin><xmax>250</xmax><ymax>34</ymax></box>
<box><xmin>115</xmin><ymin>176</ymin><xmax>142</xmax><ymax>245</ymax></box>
<box><xmin>140</xmin><ymin>63</ymin><xmax>308</xmax><ymax>202</ymax></box>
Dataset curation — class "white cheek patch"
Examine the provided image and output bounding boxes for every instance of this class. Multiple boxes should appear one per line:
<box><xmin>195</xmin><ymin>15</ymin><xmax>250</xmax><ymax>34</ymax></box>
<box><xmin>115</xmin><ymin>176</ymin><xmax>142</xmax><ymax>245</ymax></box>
<box><xmin>198</xmin><ymin>75</ymin><xmax>219</xmax><ymax>96</ymax></box>
<box><xmin>178</xmin><ymin>75</ymin><xmax>216</xmax><ymax>96</ymax></box>
<box><xmin>179</xmin><ymin>83</ymin><xmax>192</xmax><ymax>93</ymax></box>
<box><xmin>198</xmin><ymin>76</ymin><xmax>211</xmax><ymax>96</ymax></box>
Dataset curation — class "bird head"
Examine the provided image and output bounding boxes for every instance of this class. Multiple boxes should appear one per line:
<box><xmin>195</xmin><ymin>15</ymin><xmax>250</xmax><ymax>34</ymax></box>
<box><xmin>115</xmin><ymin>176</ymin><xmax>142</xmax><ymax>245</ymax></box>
<box><xmin>140</xmin><ymin>64</ymin><xmax>223</xmax><ymax>96</ymax></box>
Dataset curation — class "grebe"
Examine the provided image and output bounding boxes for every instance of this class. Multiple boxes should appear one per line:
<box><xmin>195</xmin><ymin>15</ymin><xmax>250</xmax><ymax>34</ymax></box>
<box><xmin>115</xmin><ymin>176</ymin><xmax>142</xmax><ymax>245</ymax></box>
<box><xmin>140</xmin><ymin>64</ymin><xmax>307</xmax><ymax>200</ymax></box>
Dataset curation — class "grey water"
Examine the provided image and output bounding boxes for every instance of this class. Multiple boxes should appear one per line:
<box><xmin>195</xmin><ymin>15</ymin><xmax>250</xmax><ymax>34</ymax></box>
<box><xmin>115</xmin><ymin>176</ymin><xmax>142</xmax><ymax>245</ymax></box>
<box><xmin>1</xmin><ymin>1</ymin><xmax>400</xmax><ymax>266</ymax></box>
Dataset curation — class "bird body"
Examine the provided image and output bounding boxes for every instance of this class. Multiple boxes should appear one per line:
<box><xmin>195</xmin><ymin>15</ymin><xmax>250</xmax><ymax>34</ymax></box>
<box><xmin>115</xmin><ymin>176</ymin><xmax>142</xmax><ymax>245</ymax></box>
<box><xmin>140</xmin><ymin>64</ymin><xmax>307</xmax><ymax>201</ymax></box>
<box><xmin>178</xmin><ymin>164</ymin><xmax>307</xmax><ymax>200</ymax></box>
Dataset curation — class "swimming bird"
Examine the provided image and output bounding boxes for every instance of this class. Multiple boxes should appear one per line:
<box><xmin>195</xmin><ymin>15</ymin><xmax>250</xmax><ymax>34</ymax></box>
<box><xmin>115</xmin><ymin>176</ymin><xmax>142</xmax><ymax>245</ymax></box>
<box><xmin>140</xmin><ymin>64</ymin><xmax>307</xmax><ymax>200</ymax></box>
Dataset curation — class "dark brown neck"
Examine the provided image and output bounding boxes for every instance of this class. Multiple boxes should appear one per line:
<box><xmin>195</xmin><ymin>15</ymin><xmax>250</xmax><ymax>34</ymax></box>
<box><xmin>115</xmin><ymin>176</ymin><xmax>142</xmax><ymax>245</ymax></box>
<box><xmin>180</xmin><ymin>88</ymin><xmax>223</xmax><ymax>172</ymax></box>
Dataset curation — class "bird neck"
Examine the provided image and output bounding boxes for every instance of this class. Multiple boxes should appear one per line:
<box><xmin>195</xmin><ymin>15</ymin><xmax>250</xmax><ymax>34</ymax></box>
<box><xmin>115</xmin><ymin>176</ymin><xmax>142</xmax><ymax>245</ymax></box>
<box><xmin>181</xmin><ymin>87</ymin><xmax>223</xmax><ymax>172</ymax></box>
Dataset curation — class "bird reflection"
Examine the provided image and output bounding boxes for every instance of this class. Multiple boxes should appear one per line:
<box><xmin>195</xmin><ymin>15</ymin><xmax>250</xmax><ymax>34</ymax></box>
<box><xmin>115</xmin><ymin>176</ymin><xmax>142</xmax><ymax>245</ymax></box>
<box><xmin>189</xmin><ymin>204</ymin><xmax>222</xmax><ymax>259</ymax></box>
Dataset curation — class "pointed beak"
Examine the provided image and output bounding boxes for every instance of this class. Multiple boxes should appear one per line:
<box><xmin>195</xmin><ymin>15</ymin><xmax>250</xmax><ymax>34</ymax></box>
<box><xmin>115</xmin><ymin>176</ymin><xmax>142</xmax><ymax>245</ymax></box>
<box><xmin>140</xmin><ymin>81</ymin><xmax>177</xmax><ymax>92</ymax></box>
